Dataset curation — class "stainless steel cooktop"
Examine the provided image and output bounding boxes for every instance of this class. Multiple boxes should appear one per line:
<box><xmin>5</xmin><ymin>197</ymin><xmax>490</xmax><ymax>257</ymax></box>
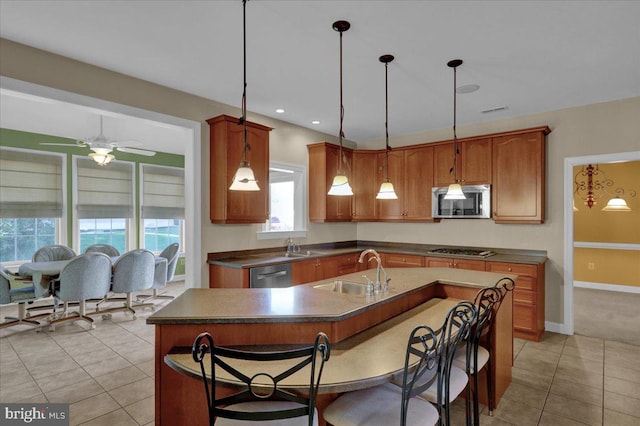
<box><xmin>427</xmin><ymin>248</ymin><xmax>496</xmax><ymax>258</ymax></box>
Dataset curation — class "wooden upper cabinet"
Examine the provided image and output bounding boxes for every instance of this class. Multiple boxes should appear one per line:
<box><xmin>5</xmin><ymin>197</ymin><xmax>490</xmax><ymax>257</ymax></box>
<box><xmin>433</xmin><ymin>138</ymin><xmax>491</xmax><ymax>187</ymax></box>
<box><xmin>207</xmin><ymin>115</ymin><xmax>272</xmax><ymax>224</ymax></box>
<box><xmin>377</xmin><ymin>146</ymin><xmax>434</xmax><ymax>221</ymax></box>
<box><xmin>351</xmin><ymin>151</ymin><xmax>378</xmax><ymax>221</ymax></box>
<box><xmin>308</xmin><ymin>143</ymin><xmax>352</xmax><ymax>222</ymax></box>
<box><xmin>492</xmin><ymin>127</ymin><xmax>549</xmax><ymax>224</ymax></box>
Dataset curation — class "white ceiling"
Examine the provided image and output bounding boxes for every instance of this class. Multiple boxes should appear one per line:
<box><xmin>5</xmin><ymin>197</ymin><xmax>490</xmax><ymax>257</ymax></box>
<box><xmin>1</xmin><ymin>0</ymin><xmax>639</xmax><ymax>150</ymax></box>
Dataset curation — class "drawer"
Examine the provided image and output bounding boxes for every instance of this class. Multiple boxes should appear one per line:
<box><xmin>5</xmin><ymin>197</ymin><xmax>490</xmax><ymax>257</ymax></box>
<box><xmin>338</xmin><ymin>264</ymin><xmax>358</xmax><ymax>276</ymax></box>
<box><xmin>486</xmin><ymin>262</ymin><xmax>537</xmax><ymax>277</ymax></box>
<box><xmin>338</xmin><ymin>254</ymin><xmax>358</xmax><ymax>266</ymax></box>
<box><xmin>513</xmin><ymin>288</ymin><xmax>536</xmax><ymax>305</ymax></box>
<box><xmin>513</xmin><ymin>302</ymin><xmax>536</xmax><ymax>332</ymax></box>
<box><xmin>385</xmin><ymin>254</ymin><xmax>424</xmax><ymax>268</ymax></box>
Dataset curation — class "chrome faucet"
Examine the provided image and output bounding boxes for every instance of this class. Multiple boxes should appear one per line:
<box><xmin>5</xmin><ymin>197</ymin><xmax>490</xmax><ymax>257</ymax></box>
<box><xmin>358</xmin><ymin>249</ymin><xmax>389</xmax><ymax>294</ymax></box>
<box><xmin>285</xmin><ymin>238</ymin><xmax>296</xmax><ymax>254</ymax></box>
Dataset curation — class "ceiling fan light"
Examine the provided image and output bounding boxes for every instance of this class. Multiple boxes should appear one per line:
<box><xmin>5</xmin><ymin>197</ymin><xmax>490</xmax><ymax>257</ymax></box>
<box><xmin>601</xmin><ymin>196</ymin><xmax>631</xmax><ymax>211</ymax></box>
<box><xmin>376</xmin><ymin>181</ymin><xmax>398</xmax><ymax>200</ymax></box>
<box><xmin>444</xmin><ymin>183</ymin><xmax>466</xmax><ymax>200</ymax></box>
<box><xmin>328</xmin><ymin>175</ymin><xmax>353</xmax><ymax>196</ymax></box>
<box><xmin>89</xmin><ymin>152</ymin><xmax>115</xmax><ymax>166</ymax></box>
<box><xmin>229</xmin><ymin>161</ymin><xmax>260</xmax><ymax>191</ymax></box>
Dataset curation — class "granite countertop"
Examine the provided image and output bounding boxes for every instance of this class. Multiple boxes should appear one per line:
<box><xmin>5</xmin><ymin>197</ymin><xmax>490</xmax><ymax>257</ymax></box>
<box><xmin>207</xmin><ymin>243</ymin><xmax>546</xmax><ymax>269</ymax></box>
<box><xmin>147</xmin><ymin>267</ymin><xmax>516</xmax><ymax>325</ymax></box>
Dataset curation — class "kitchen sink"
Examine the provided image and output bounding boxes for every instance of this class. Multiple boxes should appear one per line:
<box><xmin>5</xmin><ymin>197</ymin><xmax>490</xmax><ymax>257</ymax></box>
<box><xmin>313</xmin><ymin>280</ymin><xmax>370</xmax><ymax>296</ymax></box>
<box><xmin>285</xmin><ymin>250</ymin><xmax>327</xmax><ymax>258</ymax></box>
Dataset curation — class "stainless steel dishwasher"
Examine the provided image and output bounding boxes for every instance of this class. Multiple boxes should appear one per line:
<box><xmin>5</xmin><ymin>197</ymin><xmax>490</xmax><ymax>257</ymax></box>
<box><xmin>249</xmin><ymin>263</ymin><xmax>292</xmax><ymax>288</ymax></box>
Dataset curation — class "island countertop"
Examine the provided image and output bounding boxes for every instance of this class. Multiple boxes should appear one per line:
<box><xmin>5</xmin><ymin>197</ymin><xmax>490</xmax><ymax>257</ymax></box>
<box><xmin>147</xmin><ymin>267</ymin><xmax>515</xmax><ymax>325</ymax></box>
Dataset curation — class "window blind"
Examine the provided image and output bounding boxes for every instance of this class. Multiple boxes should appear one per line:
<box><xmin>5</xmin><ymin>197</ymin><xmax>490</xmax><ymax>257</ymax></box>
<box><xmin>141</xmin><ymin>165</ymin><xmax>184</xmax><ymax>219</ymax></box>
<box><xmin>76</xmin><ymin>157</ymin><xmax>133</xmax><ymax>219</ymax></box>
<box><xmin>0</xmin><ymin>148</ymin><xmax>63</xmax><ymax>218</ymax></box>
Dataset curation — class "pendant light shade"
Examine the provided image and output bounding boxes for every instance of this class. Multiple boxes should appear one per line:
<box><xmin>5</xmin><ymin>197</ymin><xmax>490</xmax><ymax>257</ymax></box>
<box><xmin>230</xmin><ymin>0</ymin><xmax>259</xmax><ymax>191</ymax></box>
<box><xmin>328</xmin><ymin>20</ymin><xmax>353</xmax><ymax>196</ymax></box>
<box><xmin>444</xmin><ymin>59</ymin><xmax>466</xmax><ymax>200</ymax></box>
<box><xmin>376</xmin><ymin>54</ymin><xmax>398</xmax><ymax>200</ymax></box>
<box><xmin>602</xmin><ymin>196</ymin><xmax>631</xmax><ymax>211</ymax></box>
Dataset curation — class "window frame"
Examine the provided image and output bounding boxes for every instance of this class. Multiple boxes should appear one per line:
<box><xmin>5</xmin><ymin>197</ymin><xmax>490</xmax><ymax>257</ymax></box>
<box><xmin>257</xmin><ymin>162</ymin><xmax>307</xmax><ymax>240</ymax></box>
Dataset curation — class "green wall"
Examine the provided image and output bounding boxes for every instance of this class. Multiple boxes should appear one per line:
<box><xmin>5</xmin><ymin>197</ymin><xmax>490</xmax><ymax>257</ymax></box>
<box><xmin>1</xmin><ymin>128</ymin><xmax>187</xmax><ymax>276</ymax></box>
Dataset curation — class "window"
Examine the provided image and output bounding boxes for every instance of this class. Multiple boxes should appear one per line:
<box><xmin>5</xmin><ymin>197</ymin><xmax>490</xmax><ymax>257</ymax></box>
<box><xmin>258</xmin><ymin>163</ymin><xmax>306</xmax><ymax>239</ymax></box>
<box><xmin>141</xmin><ymin>165</ymin><xmax>184</xmax><ymax>253</ymax></box>
<box><xmin>0</xmin><ymin>148</ymin><xmax>63</xmax><ymax>263</ymax></box>
<box><xmin>75</xmin><ymin>157</ymin><xmax>133</xmax><ymax>254</ymax></box>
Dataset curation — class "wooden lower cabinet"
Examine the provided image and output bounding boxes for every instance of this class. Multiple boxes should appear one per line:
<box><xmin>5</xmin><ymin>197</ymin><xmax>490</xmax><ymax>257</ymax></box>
<box><xmin>209</xmin><ymin>264</ymin><xmax>249</xmax><ymax>288</ymax></box>
<box><xmin>486</xmin><ymin>261</ymin><xmax>545</xmax><ymax>341</ymax></box>
<box><xmin>384</xmin><ymin>253</ymin><xmax>425</xmax><ymax>268</ymax></box>
<box><xmin>425</xmin><ymin>256</ymin><xmax>485</xmax><ymax>271</ymax></box>
<box><xmin>336</xmin><ymin>253</ymin><xmax>359</xmax><ymax>276</ymax></box>
<box><xmin>291</xmin><ymin>256</ymin><xmax>339</xmax><ymax>285</ymax></box>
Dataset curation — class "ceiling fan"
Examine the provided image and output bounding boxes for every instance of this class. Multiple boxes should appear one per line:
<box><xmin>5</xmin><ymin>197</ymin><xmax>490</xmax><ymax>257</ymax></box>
<box><xmin>40</xmin><ymin>115</ymin><xmax>156</xmax><ymax>166</ymax></box>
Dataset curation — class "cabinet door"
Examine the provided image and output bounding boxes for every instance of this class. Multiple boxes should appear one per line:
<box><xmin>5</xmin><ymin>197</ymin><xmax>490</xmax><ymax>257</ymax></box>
<box><xmin>377</xmin><ymin>150</ymin><xmax>405</xmax><ymax>220</ymax></box>
<box><xmin>433</xmin><ymin>143</ymin><xmax>456</xmax><ymax>187</ymax></box>
<box><xmin>318</xmin><ymin>257</ymin><xmax>340</xmax><ymax>280</ymax></box>
<box><xmin>291</xmin><ymin>259</ymin><xmax>319</xmax><ymax>285</ymax></box>
<box><xmin>460</xmin><ymin>138</ymin><xmax>491</xmax><ymax>184</ymax></box>
<box><xmin>492</xmin><ymin>131</ymin><xmax>546</xmax><ymax>223</ymax></box>
<box><xmin>308</xmin><ymin>143</ymin><xmax>353</xmax><ymax>223</ymax></box>
<box><xmin>325</xmin><ymin>146</ymin><xmax>353</xmax><ymax>221</ymax></box>
<box><xmin>404</xmin><ymin>146</ymin><xmax>434</xmax><ymax>220</ymax></box>
<box><xmin>337</xmin><ymin>253</ymin><xmax>359</xmax><ymax>275</ymax></box>
<box><xmin>351</xmin><ymin>151</ymin><xmax>378</xmax><ymax>221</ymax></box>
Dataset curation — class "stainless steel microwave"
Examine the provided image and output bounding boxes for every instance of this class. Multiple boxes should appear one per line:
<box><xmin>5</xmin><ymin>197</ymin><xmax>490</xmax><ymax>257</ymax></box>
<box><xmin>432</xmin><ymin>184</ymin><xmax>491</xmax><ymax>219</ymax></box>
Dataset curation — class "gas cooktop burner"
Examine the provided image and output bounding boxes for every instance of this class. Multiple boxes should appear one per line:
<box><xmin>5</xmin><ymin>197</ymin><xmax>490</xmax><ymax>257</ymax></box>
<box><xmin>427</xmin><ymin>248</ymin><xmax>496</xmax><ymax>258</ymax></box>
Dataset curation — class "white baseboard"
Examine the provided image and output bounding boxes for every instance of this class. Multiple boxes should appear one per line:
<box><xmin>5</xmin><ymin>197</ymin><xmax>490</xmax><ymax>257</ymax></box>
<box><xmin>545</xmin><ymin>321</ymin><xmax>568</xmax><ymax>335</ymax></box>
<box><xmin>574</xmin><ymin>281</ymin><xmax>640</xmax><ymax>294</ymax></box>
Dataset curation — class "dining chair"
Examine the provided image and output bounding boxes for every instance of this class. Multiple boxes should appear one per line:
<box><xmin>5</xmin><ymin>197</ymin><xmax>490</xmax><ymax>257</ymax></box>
<box><xmin>0</xmin><ymin>268</ymin><xmax>50</xmax><ymax>330</ymax></box>
<box><xmin>452</xmin><ymin>286</ymin><xmax>502</xmax><ymax>425</ymax></box>
<box><xmin>48</xmin><ymin>252</ymin><xmax>112</xmax><ymax>331</ymax></box>
<box><xmin>32</xmin><ymin>245</ymin><xmax>76</xmax><ymax>262</ymax></box>
<box><xmin>99</xmin><ymin>249</ymin><xmax>155</xmax><ymax>320</ymax></box>
<box><xmin>416</xmin><ymin>300</ymin><xmax>477</xmax><ymax>426</ymax></box>
<box><xmin>191</xmin><ymin>331</ymin><xmax>330</xmax><ymax>426</ymax></box>
<box><xmin>139</xmin><ymin>242</ymin><xmax>179</xmax><ymax>302</ymax></box>
<box><xmin>323</xmin><ymin>325</ymin><xmax>441</xmax><ymax>426</ymax></box>
<box><xmin>84</xmin><ymin>243</ymin><xmax>120</xmax><ymax>257</ymax></box>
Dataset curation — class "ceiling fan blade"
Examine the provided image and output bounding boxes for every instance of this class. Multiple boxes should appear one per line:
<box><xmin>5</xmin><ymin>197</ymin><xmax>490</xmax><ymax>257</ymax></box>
<box><xmin>116</xmin><ymin>146</ymin><xmax>156</xmax><ymax>156</ymax></box>
<box><xmin>40</xmin><ymin>142</ymin><xmax>87</xmax><ymax>148</ymax></box>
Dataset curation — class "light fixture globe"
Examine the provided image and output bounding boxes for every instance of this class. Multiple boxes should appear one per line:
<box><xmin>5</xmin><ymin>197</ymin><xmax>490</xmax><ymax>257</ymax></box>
<box><xmin>229</xmin><ymin>160</ymin><xmax>259</xmax><ymax>191</ymax></box>
<box><xmin>328</xmin><ymin>175</ymin><xmax>353</xmax><ymax>196</ymax></box>
<box><xmin>376</xmin><ymin>180</ymin><xmax>398</xmax><ymax>200</ymax></box>
<box><xmin>89</xmin><ymin>152</ymin><xmax>115</xmax><ymax>166</ymax></box>
<box><xmin>602</xmin><ymin>196</ymin><xmax>631</xmax><ymax>211</ymax></box>
<box><xmin>444</xmin><ymin>183</ymin><xmax>466</xmax><ymax>200</ymax></box>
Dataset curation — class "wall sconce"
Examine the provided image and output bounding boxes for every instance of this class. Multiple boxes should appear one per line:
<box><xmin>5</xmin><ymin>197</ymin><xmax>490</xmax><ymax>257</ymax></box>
<box><xmin>574</xmin><ymin>163</ymin><xmax>636</xmax><ymax>211</ymax></box>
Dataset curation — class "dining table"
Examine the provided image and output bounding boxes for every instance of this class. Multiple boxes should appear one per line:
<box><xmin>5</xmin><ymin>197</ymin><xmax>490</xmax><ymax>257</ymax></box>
<box><xmin>18</xmin><ymin>255</ymin><xmax>168</xmax><ymax>298</ymax></box>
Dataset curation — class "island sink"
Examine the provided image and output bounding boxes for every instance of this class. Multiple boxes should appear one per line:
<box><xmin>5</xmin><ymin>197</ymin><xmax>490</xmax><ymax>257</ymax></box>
<box><xmin>313</xmin><ymin>280</ymin><xmax>370</xmax><ymax>295</ymax></box>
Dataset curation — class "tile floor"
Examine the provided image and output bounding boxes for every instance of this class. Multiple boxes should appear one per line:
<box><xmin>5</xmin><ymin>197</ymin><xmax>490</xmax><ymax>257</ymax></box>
<box><xmin>1</xmin><ymin>282</ymin><xmax>640</xmax><ymax>425</ymax></box>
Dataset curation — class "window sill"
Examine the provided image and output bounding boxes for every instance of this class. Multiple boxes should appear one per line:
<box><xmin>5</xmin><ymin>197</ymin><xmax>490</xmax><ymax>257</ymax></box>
<box><xmin>256</xmin><ymin>230</ymin><xmax>308</xmax><ymax>240</ymax></box>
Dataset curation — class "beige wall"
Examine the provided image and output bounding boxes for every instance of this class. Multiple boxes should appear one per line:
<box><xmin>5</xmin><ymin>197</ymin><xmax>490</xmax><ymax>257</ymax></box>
<box><xmin>2</xmin><ymin>38</ymin><xmax>640</xmax><ymax>325</ymax></box>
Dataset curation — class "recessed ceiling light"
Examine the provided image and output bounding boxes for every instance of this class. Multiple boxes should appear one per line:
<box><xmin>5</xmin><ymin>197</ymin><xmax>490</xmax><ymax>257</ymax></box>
<box><xmin>275</xmin><ymin>108</ymin><xmax>285</xmax><ymax>113</ymax></box>
<box><xmin>457</xmin><ymin>84</ymin><xmax>480</xmax><ymax>94</ymax></box>
<box><xmin>312</xmin><ymin>120</ymin><xmax>320</xmax><ymax>125</ymax></box>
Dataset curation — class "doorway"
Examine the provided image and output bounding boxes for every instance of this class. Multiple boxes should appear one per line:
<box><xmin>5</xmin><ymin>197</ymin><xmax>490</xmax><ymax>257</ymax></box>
<box><xmin>563</xmin><ymin>151</ymin><xmax>640</xmax><ymax>340</ymax></box>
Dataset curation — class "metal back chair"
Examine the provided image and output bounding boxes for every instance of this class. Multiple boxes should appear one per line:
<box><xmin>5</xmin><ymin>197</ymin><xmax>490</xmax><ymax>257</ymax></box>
<box><xmin>84</xmin><ymin>244</ymin><xmax>120</xmax><ymax>257</ymax></box>
<box><xmin>32</xmin><ymin>245</ymin><xmax>76</xmax><ymax>262</ymax></box>
<box><xmin>192</xmin><ymin>332</ymin><xmax>330</xmax><ymax>426</ymax></box>
<box><xmin>434</xmin><ymin>300</ymin><xmax>477</xmax><ymax>426</ymax></box>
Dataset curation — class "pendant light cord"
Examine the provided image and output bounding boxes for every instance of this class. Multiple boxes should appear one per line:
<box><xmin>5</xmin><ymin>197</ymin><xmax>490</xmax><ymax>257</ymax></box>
<box><xmin>452</xmin><ymin>63</ymin><xmax>458</xmax><ymax>183</ymax></box>
<box><xmin>338</xmin><ymin>27</ymin><xmax>345</xmax><ymax>174</ymax></box>
<box><xmin>240</xmin><ymin>0</ymin><xmax>249</xmax><ymax>164</ymax></box>
<box><xmin>384</xmin><ymin>60</ymin><xmax>390</xmax><ymax>181</ymax></box>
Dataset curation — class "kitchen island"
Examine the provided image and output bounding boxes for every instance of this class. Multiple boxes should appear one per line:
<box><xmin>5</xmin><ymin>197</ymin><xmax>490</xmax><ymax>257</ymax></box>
<box><xmin>148</xmin><ymin>267</ymin><xmax>515</xmax><ymax>425</ymax></box>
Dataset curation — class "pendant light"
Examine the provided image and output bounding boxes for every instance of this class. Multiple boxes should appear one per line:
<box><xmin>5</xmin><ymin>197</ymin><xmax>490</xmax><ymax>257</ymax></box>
<box><xmin>376</xmin><ymin>54</ymin><xmax>398</xmax><ymax>200</ymax></box>
<box><xmin>444</xmin><ymin>59</ymin><xmax>466</xmax><ymax>200</ymax></box>
<box><xmin>229</xmin><ymin>0</ymin><xmax>259</xmax><ymax>191</ymax></box>
<box><xmin>328</xmin><ymin>20</ymin><xmax>353</xmax><ymax>196</ymax></box>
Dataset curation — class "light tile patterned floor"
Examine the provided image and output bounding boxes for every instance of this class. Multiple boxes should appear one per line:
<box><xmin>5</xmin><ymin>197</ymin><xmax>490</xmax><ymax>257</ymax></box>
<box><xmin>1</xmin><ymin>282</ymin><xmax>640</xmax><ymax>425</ymax></box>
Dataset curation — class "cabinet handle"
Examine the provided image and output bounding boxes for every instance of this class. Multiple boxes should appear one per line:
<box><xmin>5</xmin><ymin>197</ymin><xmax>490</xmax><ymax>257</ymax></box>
<box><xmin>508</xmin><ymin>267</ymin><xmax>512</xmax><ymax>272</ymax></box>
